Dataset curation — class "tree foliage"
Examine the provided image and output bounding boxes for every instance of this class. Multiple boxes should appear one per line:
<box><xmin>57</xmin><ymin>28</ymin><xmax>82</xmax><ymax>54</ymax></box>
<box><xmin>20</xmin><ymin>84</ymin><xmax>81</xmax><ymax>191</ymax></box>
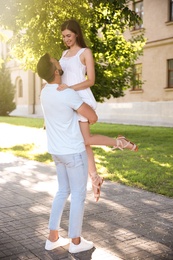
<box><xmin>0</xmin><ymin>63</ymin><xmax>16</xmax><ymax>116</ymax></box>
<box><xmin>0</xmin><ymin>0</ymin><xmax>145</xmax><ymax>101</ymax></box>
<box><xmin>87</xmin><ymin>0</ymin><xmax>145</xmax><ymax>101</ymax></box>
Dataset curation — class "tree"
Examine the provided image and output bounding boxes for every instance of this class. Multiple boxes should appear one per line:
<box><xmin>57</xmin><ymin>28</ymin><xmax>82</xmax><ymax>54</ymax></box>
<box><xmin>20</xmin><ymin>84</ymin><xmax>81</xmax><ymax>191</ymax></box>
<box><xmin>87</xmin><ymin>0</ymin><xmax>145</xmax><ymax>101</ymax></box>
<box><xmin>0</xmin><ymin>63</ymin><xmax>16</xmax><ymax>116</ymax></box>
<box><xmin>0</xmin><ymin>0</ymin><xmax>145</xmax><ymax>101</ymax></box>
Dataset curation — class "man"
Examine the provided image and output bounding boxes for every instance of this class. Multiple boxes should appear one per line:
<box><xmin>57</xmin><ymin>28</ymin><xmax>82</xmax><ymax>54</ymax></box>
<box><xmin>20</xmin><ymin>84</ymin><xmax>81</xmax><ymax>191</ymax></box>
<box><xmin>37</xmin><ymin>53</ymin><xmax>98</xmax><ymax>254</ymax></box>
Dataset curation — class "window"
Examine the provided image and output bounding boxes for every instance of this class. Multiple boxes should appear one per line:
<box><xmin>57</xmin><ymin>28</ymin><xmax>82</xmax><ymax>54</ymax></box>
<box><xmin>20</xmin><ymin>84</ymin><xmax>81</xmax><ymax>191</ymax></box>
<box><xmin>170</xmin><ymin>0</ymin><xmax>173</xmax><ymax>21</ymax></box>
<box><xmin>132</xmin><ymin>64</ymin><xmax>142</xmax><ymax>90</ymax></box>
<box><xmin>134</xmin><ymin>1</ymin><xmax>144</xmax><ymax>30</ymax></box>
<box><xmin>168</xmin><ymin>59</ymin><xmax>173</xmax><ymax>88</ymax></box>
<box><xmin>17</xmin><ymin>78</ymin><xmax>23</xmax><ymax>97</ymax></box>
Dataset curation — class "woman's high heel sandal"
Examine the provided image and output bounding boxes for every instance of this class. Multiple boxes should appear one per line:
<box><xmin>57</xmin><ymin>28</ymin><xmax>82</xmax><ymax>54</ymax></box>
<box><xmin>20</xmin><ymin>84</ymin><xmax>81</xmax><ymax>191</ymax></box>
<box><xmin>90</xmin><ymin>173</ymin><xmax>104</xmax><ymax>202</ymax></box>
<box><xmin>113</xmin><ymin>135</ymin><xmax>138</xmax><ymax>152</ymax></box>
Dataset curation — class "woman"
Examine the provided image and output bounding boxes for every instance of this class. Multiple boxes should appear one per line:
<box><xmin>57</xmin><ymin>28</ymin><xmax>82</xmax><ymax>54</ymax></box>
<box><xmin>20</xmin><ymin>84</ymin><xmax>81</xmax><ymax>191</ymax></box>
<box><xmin>58</xmin><ymin>19</ymin><xmax>138</xmax><ymax>202</ymax></box>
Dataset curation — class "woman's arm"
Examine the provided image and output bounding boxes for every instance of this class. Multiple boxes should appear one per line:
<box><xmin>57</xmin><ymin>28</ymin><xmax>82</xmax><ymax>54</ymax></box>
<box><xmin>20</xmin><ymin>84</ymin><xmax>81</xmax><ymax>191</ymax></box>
<box><xmin>71</xmin><ymin>48</ymin><xmax>95</xmax><ymax>90</ymax></box>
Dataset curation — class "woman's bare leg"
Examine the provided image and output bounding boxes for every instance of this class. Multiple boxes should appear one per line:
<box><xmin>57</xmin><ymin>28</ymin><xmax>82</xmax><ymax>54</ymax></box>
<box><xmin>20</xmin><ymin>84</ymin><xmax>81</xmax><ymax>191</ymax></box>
<box><xmin>79</xmin><ymin>122</ymin><xmax>138</xmax><ymax>201</ymax></box>
<box><xmin>79</xmin><ymin>122</ymin><xmax>116</xmax><ymax>146</ymax></box>
<box><xmin>79</xmin><ymin>122</ymin><xmax>103</xmax><ymax>202</ymax></box>
<box><xmin>79</xmin><ymin>122</ymin><xmax>137</xmax><ymax>150</ymax></box>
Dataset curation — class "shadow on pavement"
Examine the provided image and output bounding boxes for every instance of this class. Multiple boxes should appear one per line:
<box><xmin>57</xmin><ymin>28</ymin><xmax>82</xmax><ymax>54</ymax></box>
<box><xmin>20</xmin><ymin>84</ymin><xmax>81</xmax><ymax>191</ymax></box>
<box><xmin>0</xmin><ymin>152</ymin><xmax>173</xmax><ymax>259</ymax></box>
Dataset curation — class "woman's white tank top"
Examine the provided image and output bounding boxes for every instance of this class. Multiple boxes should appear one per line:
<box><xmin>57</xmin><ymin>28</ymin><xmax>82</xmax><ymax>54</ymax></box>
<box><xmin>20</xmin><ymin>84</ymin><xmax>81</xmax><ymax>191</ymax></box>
<box><xmin>59</xmin><ymin>48</ymin><xmax>97</xmax><ymax>110</ymax></box>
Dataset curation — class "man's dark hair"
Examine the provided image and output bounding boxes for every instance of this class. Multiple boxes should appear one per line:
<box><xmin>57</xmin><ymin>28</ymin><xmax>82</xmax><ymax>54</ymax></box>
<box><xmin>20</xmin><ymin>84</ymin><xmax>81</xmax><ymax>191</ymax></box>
<box><xmin>37</xmin><ymin>53</ymin><xmax>55</xmax><ymax>83</ymax></box>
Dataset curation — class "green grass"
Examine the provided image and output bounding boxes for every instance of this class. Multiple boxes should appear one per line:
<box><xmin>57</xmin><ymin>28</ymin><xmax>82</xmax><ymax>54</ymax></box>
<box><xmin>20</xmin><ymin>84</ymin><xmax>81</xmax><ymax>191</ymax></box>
<box><xmin>1</xmin><ymin>116</ymin><xmax>173</xmax><ymax>197</ymax></box>
<box><xmin>0</xmin><ymin>116</ymin><xmax>44</xmax><ymax>128</ymax></box>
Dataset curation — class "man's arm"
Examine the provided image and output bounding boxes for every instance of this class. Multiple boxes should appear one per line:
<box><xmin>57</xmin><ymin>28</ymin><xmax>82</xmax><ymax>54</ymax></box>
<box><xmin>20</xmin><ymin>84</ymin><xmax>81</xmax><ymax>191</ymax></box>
<box><xmin>77</xmin><ymin>103</ymin><xmax>98</xmax><ymax>124</ymax></box>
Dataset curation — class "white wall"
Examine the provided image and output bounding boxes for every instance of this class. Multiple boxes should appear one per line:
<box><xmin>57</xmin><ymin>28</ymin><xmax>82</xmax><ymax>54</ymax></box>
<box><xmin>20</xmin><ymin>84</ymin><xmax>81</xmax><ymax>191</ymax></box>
<box><xmin>96</xmin><ymin>101</ymin><xmax>173</xmax><ymax>127</ymax></box>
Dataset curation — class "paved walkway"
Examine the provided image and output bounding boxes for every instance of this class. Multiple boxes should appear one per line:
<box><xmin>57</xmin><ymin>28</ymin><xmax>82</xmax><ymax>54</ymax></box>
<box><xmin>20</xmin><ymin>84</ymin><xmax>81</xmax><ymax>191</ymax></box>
<box><xmin>0</xmin><ymin>123</ymin><xmax>173</xmax><ymax>259</ymax></box>
<box><xmin>0</xmin><ymin>151</ymin><xmax>173</xmax><ymax>260</ymax></box>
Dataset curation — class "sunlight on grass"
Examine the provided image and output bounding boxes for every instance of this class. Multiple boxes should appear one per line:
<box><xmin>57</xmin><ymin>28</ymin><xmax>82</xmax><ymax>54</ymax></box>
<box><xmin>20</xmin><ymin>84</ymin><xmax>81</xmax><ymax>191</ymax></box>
<box><xmin>116</xmin><ymin>173</ymin><xmax>130</xmax><ymax>184</ymax></box>
<box><xmin>0</xmin><ymin>116</ymin><xmax>44</xmax><ymax>128</ymax></box>
<box><xmin>0</xmin><ymin>144</ymin><xmax>52</xmax><ymax>164</ymax></box>
<box><xmin>1</xmin><ymin>117</ymin><xmax>173</xmax><ymax>197</ymax></box>
<box><xmin>150</xmin><ymin>158</ymin><xmax>171</xmax><ymax>168</ymax></box>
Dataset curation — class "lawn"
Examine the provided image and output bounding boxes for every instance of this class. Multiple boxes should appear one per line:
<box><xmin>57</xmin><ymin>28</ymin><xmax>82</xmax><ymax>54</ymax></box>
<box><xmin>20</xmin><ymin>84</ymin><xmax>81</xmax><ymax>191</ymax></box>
<box><xmin>0</xmin><ymin>116</ymin><xmax>173</xmax><ymax>197</ymax></box>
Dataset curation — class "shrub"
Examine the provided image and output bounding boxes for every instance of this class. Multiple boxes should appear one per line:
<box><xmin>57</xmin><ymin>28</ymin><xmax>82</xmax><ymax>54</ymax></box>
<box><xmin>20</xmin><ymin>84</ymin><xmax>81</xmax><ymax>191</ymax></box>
<box><xmin>0</xmin><ymin>63</ymin><xmax>16</xmax><ymax>116</ymax></box>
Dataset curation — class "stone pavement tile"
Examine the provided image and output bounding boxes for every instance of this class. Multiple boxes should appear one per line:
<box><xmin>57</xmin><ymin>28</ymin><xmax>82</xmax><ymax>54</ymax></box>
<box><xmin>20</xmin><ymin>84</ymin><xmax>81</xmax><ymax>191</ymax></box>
<box><xmin>68</xmin><ymin>247</ymin><xmax>95</xmax><ymax>260</ymax></box>
<box><xmin>68</xmin><ymin>247</ymin><xmax>123</xmax><ymax>260</ymax></box>
<box><xmin>145</xmin><ymin>252</ymin><xmax>173</xmax><ymax>260</ymax></box>
<box><xmin>1</xmin><ymin>152</ymin><xmax>173</xmax><ymax>259</ymax></box>
<box><xmin>33</xmin><ymin>247</ymin><xmax>68</xmax><ymax>260</ymax></box>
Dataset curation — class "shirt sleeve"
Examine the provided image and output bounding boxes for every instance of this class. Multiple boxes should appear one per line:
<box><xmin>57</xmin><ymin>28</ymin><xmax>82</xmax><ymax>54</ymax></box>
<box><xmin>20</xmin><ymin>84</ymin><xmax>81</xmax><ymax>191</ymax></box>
<box><xmin>65</xmin><ymin>89</ymin><xmax>83</xmax><ymax>111</ymax></box>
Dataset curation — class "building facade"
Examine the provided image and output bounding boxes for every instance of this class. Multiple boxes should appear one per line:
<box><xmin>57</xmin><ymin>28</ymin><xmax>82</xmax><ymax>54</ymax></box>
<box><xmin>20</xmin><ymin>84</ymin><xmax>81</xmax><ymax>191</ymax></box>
<box><xmin>97</xmin><ymin>0</ymin><xmax>173</xmax><ymax>127</ymax></box>
<box><xmin>1</xmin><ymin>0</ymin><xmax>173</xmax><ymax>126</ymax></box>
<box><xmin>0</xmin><ymin>30</ymin><xmax>43</xmax><ymax>118</ymax></box>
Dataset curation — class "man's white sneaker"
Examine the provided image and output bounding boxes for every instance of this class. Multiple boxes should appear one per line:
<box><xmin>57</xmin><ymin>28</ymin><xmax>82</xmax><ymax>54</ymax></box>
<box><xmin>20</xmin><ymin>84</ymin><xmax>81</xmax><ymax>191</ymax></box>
<box><xmin>69</xmin><ymin>237</ymin><xmax>94</xmax><ymax>253</ymax></box>
<box><xmin>45</xmin><ymin>236</ymin><xmax>69</xmax><ymax>250</ymax></box>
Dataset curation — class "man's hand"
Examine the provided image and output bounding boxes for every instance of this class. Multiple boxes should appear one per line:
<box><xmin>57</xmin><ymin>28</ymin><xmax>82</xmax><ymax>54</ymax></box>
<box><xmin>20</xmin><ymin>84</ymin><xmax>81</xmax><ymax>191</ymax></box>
<box><xmin>57</xmin><ymin>84</ymin><xmax>69</xmax><ymax>91</ymax></box>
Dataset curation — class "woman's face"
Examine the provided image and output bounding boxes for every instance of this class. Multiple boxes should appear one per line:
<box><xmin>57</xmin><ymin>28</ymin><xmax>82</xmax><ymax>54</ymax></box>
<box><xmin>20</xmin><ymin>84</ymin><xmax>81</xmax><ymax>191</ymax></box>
<box><xmin>62</xmin><ymin>29</ymin><xmax>77</xmax><ymax>48</ymax></box>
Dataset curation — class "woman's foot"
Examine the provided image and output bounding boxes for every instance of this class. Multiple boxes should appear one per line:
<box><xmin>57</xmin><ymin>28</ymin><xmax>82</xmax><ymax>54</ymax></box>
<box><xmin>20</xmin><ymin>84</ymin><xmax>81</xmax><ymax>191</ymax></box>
<box><xmin>90</xmin><ymin>173</ymin><xmax>104</xmax><ymax>202</ymax></box>
<box><xmin>113</xmin><ymin>135</ymin><xmax>138</xmax><ymax>151</ymax></box>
